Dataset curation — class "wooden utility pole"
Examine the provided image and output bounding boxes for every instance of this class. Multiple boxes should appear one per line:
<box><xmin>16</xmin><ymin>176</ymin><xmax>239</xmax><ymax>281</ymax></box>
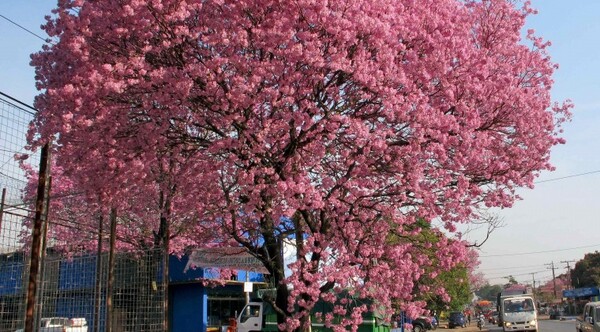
<box><xmin>530</xmin><ymin>272</ymin><xmax>537</xmax><ymax>294</ymax></box>
<box><xmin>36</xmin><ymin>177</ymin><xmax>52</xmax><ymax>326</ymax></box>
<box><xmin>546</xmin><ymin>262</ymin><xmax>558</xmax><ymax>299</ymax></box>
<box><xmin>561</xmin><ymin>260</ymin><xmax>576</xmax><ymax>289</ymax></box>
<box><xmin>24</xmin><ymin>143</ymin><xmax>51</xmax><ymax>332</ymax></box>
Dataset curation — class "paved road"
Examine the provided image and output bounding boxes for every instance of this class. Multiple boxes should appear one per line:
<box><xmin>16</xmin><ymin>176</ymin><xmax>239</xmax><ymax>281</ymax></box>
<box><xmin>539</xmin><ymin>318</ymin><xmax>576</xmax><ymax>332</ymax></box>
<box><xmin>437</xmin><ymin>317</ymin><xmax>576</xmax><ymax>332</ymax></box>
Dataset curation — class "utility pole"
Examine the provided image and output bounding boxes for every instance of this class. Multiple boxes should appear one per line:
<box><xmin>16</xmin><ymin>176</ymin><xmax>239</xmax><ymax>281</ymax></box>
<box><xmin>561</xmin><ymin>260</ymin><xmax>576</xmax><ymax>290</ymax></box>
<box><xmin>24</xmin><ymin>143</ymin><xmax>51</xmax><ymax>332</ymax></box>
<box><xmin>545</xmin><ymin>262</ymin><xmax>557</xmax><ymax>299</ymax></box>
<box><xmin>529</xmin><ymin>272</ymin><xmax>538</xmax><ymax>305</ymax></box>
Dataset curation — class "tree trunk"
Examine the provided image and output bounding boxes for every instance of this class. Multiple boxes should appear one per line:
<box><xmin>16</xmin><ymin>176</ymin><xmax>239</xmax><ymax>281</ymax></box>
<box><xmin>155</xmin><ymin>190</ymin><xmax>171</xmax><ymax>331</ymax></box>
<box><xmin>160</xmin><ymin>213</ymin><xmax>170</xmax><ymax>331</ymax></box>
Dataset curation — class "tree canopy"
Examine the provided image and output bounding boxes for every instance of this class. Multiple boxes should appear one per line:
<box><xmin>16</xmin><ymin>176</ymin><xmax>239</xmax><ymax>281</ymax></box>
<box><xmin>393</xmin><ymin>219</ymin><xmax>479</xmax><ymax>313</ymax></box>
<box><xmin>476</xmin><ymin>284</ymin><xmax>503</xmax><ymax>302</ymax></box>
<box><xmin>571</xmin><ymin>251</ymin><xmax>600</xmax><ymax>288</ymax></box>
<box><xmin>29</xmin><ymin>0</ymin><xmax>569</xmax><ymax>330</ymax></box>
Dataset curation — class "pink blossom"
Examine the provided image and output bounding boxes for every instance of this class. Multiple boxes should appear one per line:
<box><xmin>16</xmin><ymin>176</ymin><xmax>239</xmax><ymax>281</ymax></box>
<box><xmin>28</xmin><ymin>0</ymin><xmax>570</xmax><ymax>330</ymax></box>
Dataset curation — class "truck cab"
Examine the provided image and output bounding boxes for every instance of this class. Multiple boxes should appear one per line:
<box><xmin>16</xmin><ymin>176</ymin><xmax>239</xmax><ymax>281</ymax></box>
<box><xmin>500</xmin><ymin>296</ymin><xmax>537</xmax><ymax>332</ymax></box>
<box><xmin>236</xmin><ymin>302</ymin><xmax>268</xmax><ymax>332</ymax></box>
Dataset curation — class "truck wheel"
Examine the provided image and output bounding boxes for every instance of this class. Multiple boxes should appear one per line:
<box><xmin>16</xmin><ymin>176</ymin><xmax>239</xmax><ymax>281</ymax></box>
<box><xmin>413</xmin><ymin>325</ymin><xmax>422</xmax><ymax>332</ymax></box>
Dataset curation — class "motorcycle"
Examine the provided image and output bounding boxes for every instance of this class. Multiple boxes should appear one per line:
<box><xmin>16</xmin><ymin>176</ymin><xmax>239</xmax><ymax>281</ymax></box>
<box><xmin>477</xmin><ymin>316</ymin><xmax>485</xmax><ymax>330</ymax></box>
<box><xmin>431</xmin><ymin>316</ymin><xmax>438</xmax><ymax>330</ymax></box>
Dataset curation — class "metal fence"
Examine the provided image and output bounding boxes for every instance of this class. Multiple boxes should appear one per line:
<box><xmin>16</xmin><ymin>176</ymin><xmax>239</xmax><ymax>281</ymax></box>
<box><xmin>0</xmin><ymin>93</ymin><xmax>38</xmax><ymax>331</ymax></box>
<box><xmin>0</xmin><ymin>92</ymin><xmax>166</xmax><ymax>332</ymax></box>
<box><xmin>34</xmin><ymin>249</ymin><xmax>166</xmax><ymax>332</ymax></box>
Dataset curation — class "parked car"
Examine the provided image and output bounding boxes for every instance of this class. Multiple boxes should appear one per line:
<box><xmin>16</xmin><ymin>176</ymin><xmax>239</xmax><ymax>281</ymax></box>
<box><xmin>412</xmin><ymin>316</ymin><xmax>437</xmax><ymax>332</ymax></box>
<box><xmin>576</xmin><ymin>301</ymin><xmax>600</xmax><ymax>332</ymax></box>
<box><xmin>15</xmin><ymin>317</ymin><xmax>88</xmax><ymax>332</ymax></box>
<box><xmin>447</xmin><ymin>312</ymin><xmax>467</xmax><ymax>329</ymax></box>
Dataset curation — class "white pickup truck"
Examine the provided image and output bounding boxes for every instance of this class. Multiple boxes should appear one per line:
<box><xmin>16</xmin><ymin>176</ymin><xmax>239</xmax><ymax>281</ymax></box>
<box><xmin>577</xmin><ymin>302</ymin><xmax>600</xmax><ymax>332</ymax></box>
<box><xmin>15</xmin><ymin>317</ymin><xmax>88</xmax><ymax>332</ymax></box>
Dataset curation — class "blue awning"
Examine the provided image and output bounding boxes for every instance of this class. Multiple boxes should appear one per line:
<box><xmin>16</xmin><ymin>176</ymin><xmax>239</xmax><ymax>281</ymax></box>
<box><xmin>563</xmin><ymin>287</ymin><xmax>600</xmax><ymax>298</ymax></box>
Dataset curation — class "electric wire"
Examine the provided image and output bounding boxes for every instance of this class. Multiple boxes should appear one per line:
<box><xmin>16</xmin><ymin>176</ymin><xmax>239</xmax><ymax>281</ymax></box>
<box><xmin>480</xmin><ymin>243</ymin><xmax>600</xmax><ymax>257</ymax></box>
<box><xmin>478</xmin><ymin>264</ymin><xmax>548</xmax><ymax>272</ymax></box>
<box><xmin>0</xmin><ymin>14</ymin><xmax>54</xmax><ymax>45</ymax></box>
<box><xmin>2</xmin><ymin>209</ymin><xmax>135</xmax><ymax>246</ymax></box>
<box><xmin>535</xmin><ymin>170</ymin><xmax>600</xmax><ymax>184</ymax></box>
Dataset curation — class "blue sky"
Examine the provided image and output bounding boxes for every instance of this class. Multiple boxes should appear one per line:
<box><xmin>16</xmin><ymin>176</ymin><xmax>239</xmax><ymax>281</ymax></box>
<box><xmin>466</xmin><ymin>1</ymin><xmax>600</xmax><ymax>288</ymax></box>
<box><xmin>1</xmin><ymin>1</ymin><xmax>599</xmax><ymax>289</ymax></box>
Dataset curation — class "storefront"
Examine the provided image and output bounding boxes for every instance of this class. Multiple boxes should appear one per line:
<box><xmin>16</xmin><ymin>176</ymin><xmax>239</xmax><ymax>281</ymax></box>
<box><xmin>169</xmin><ymin>249</ymin><xmax>267</xmax><ymax>332</ymax></box>
<box><xmin>562</xmin><ymin>286</ymin><xmax>600</xmax><ymax>315</ymax></box>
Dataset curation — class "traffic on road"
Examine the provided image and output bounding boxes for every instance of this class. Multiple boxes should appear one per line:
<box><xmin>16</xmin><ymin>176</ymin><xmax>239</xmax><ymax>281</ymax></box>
<box><xmin>436</xmin><ymin>317</ymin><xmax>575</xmax><ymax>332</ymax></box>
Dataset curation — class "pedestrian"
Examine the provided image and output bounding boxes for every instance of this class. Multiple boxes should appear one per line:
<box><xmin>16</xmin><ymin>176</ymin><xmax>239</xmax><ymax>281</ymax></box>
<box><xmin>467</xmin><ymin>313</ymin><xmax>471</xmax><ymax>325</ymax></box>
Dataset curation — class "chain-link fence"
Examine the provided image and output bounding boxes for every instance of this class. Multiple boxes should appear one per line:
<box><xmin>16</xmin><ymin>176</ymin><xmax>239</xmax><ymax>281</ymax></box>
<box><xmin>0</xmin><ymin>92</ymin><xmax>166</xmax><ymax>332</ymax></box>
<box><xmin>0</xmin><ymin>93</ymin><xmax>38</xmax><ymax>252</ymax></box>
<box><xmin>35</xmin><ymin>249</ymin><xmax>166</xmax><ymax>332</ymax></box>
<box><xmin>0</xmin><ymin>92</ymin><xmax>39</xmax><ymax>331</ymax></box>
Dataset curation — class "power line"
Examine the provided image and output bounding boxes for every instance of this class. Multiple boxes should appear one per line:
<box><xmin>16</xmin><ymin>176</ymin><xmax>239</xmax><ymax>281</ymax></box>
<box><xmin>486</xmin><ymin>273</ymin><xmax>556</xmax><ymax>286</ymax></box>
<box><xmin>486</xmin><ymin>272</ymin><xmax>554</xmax><ymax>282</ymax></box>
<box><xmin>535</xmin><ymin>170</ymin><xmax>600</xmax><ymax>184</ymax></box>
<box><xmin>479</xmin><ymin>243</ymin><xmax>600</xmax><ymax>257</ymax></box>
<box><xmin>477</xmin><ymin>264</ymin><xmax>547</xmax><ymax>272</ymax></box>
<box><xmin>485</xmin><ymin>269</ymin><xmax>546</xmax><ymax>278</ymax></box>
<box><xmin>2</xmin><ymin>208</ymin><xmax>132</xmax><ymax>245</ymax></box>
<box><xmin>0</xmin><ymin>170</ymin><xmax>28</xmax><ymax>184</ymax></box>
<box><xmin>0</xmin><ymin>14</ymin><xmax>53</xmax><ymax>44</ymax></box>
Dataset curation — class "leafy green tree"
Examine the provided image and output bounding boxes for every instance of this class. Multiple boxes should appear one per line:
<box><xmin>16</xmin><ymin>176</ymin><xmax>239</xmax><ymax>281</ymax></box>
<box><xmin>425</xmin><ymin>265</ymin><xmax>472</xmax><ymax>311</ymax></box>
<box><xmin>476</xmin><ymin>284</ymin><xmax>503</xmax><ymax>302</ymax></box>
<box><xmin>571</xmin><ymin>251</ymin><xmax>600</xmax><ymax>288</ymax></box>
<box><xmin>387</xmin><ymin>218</ymin><xmax>473</xmax><ymax>313</ymax></box>
<box><xmin>504</xmin><ymin>275</ymin><xmax>519</xmax><ymax>286</ymax></box>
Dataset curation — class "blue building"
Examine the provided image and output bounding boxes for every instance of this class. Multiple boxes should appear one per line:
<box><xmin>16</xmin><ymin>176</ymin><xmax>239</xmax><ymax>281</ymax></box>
<box><xmin>0</xmin><ymin>249</ymin><xmax>266</xmax><ymax>332</ymax></box>
<box><xmin>170</xmin><ymin>252</ymin><xmax>266</xmax><ymax>332</ymax></box>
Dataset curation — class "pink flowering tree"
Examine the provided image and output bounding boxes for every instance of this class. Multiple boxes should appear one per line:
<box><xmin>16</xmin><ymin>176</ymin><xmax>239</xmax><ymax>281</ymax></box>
<box><xmin>20</xmin><ymin>160</ymin><xmax>216</xmax><ymax>254</ymax></box>
<box><xmin>29</xmin><ymin>0</ymin><xmax>570</xmax><ymax>330</ymax></box>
